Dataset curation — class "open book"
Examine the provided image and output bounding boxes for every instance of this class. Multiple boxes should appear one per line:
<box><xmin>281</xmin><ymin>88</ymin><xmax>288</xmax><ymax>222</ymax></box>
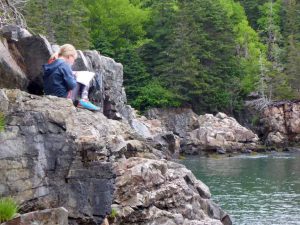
<box><xmin>74</xmin><ymin>71</ymin><xmax>95</xmax><ymax>86</ymax></box>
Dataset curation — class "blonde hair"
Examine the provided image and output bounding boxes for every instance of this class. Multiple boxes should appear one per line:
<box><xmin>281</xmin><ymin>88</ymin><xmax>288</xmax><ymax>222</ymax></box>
<box><xmin>48</xmin><ymin>52</ymin><xmax>59</xmax><ymax>62</ymax></box>
<box><xmin>58</xmin><ymin>44</ymin><xmax>77</xmax><ymax>58</ymax></box>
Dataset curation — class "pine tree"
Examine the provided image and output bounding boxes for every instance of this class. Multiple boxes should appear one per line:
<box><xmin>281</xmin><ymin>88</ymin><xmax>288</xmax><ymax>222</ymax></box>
<box><xmin>239</xmin><ymin>0</ymin><xmax>269</xmax><ymax>29</ymax></box>
<box><xmin>282</xmin><ymin>0</ymin><xmax>300</xmax><ymax>93</ymax></box>
<box><xmin>257</xmin><ymin>0</ymin><xmax>294</xmax><ymax>100</ymax></box>
<box><xmin>23</xmin><ymin>0</ymin><xmax>91</xmax><ymax>49</ymax></box>
<box><xmin>83</xmin><ymin>0</ymin><xmax>151</xmax><ymax>106</ymax></box>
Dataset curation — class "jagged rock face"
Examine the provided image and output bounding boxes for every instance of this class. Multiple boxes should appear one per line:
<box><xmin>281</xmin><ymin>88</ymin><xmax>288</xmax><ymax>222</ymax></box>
<box><xmin>261</xmin><ymin>101</ymin><xmax>300</xmax><ymax>145</ymax></box>
<box><xmin>145</xmin><ymin>109</ymin><xmax>259</xmax><ymax>154</ymax></box>
<box><xmin>13</xmin><ymin>35</ymin><xmax>53</xmax><ymax>95</ymax></box>
<box><xmin>73</xmin><ymin>50</ymin><xmax>126</xmax><ymax>119</ymax></box>
<box><xmin>2</xmin><ymin>207</ymin><xmax>68</xmax><ymax>225</ymax></box>
<box><xmin>0</xmin><ymin>37</ymin><xmax>28</xmax><ymax>90</ymax></box>
<box><xmin>112</xmin><ymin>157</ymin><xmax>231</xmax><ymax>225</ymax></box>
<box><xmin>0</xmin><ymin>25</ymin><xmax>32</xmax><ymax>41</ymax></box>
<box><xmin>146</xmin><ymin>108</ymin><xmax>200</xmax><ymax>138</ymax></box>
<box><xmin>184</xmin><ymin>113</ymin><xmax>259</xmax><ymax>153</ymax></box>
<box><xmin>119</xmin><ymin>106</ymin><xmax>181</xmax><ymax>158</ymax></box>
<box><xmin>0</xmin><ymin>89</ymin><xmax>141</xmax><ymax>224</ymax></box>
<box><xmin>0</xmin><ymin>25</ymin><xmax>53</xmax><ymax>95</ymax></box>
<box><xmin>0</xmin><ymin>89</ymin><xmax>231</xmax><ymax>225</ymax></box>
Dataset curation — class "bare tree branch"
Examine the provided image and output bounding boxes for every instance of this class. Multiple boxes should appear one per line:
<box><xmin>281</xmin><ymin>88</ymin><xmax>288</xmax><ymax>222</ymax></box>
<box><xmin>0</xmin><ymin>0</ymin><xmax>27</xmax><ymax>28</ymax></box>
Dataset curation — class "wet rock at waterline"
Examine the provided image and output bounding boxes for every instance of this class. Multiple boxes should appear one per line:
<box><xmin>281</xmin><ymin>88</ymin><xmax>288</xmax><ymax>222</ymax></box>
<box><xmin>112</xmin><ymin>157</ymin><xmax>231</xmax><ymax>225</ymax></box>
<box><xmin>145</xmin><ymin>109</ymin><xmax>259</xmax><ymax>154</ymax></box>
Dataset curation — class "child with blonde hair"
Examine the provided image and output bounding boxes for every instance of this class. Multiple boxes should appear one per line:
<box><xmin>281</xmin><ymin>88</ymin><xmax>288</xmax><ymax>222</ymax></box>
<box><xmin>43</xmin><ymin>44</ymin><xmax>100</xmax><ymax>111</ymax></box>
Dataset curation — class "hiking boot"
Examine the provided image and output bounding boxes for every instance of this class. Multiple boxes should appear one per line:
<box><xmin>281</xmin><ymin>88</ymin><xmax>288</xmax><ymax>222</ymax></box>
<box><xmin>78</xmin><ymin>99</ymin><xmax>100</xmax><ymax>111</ymax></box>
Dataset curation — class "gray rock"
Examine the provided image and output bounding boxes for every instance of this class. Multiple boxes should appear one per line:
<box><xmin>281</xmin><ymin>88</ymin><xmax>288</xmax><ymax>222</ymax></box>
<box><xmin>83</xmin><ymin>50</ymin><xmax>125</xmax><ymax>119</ymax></box>
<box><xmin>0</xmin><ymin>31</ymin><xmax>53</xmax><ymax>94</ymax></box>
<box><xmin>0</xmin><ymin>38</ymin><xmax>28</xmax><ymax>90</ymax></box>
<box><xmin>0</xmin><ymin>89</ymin><xmax>128</xmax><ymax>224</ymax></box>
<box><xmin>244</xmin><ymin>99</ymin><xmax>300</xmax><ymax>146</ymax></box>
<box><xmin>0</xmin><ymin>89</ymin><xmax>231</xmax><ymax>225</ymax></box>
<box><xmin>113</xmin><ymin>157</ymin><xmax>230</xmax><ymax>225</ymax></box>
<box><xmin>146</xmin><ymin>108</ymin><xmax>200</xmax><ymax>138</ymax></box>
<box><xmin>184</xmin><ymin>113</ymin><xmax>259</xmax><ymax>154</ymax></box>
<box><xmin>72</xmin><ymin>50</ymin><xmax>92</xmax><ymax>71</ymax></box>
<box><xmin>14</xmin><ymin>35</ymin><xmax>53</xmax><ymax>94</ymax></box>
<box><xmin>216</xmin><ymin>148</ymin><xmax>226</xmax><ymax>154</ymax></box>
<box><xmin>0</xmin><ymin>27</ymin><xmax>52</xmax><ymax>94</ymax></box>
<box><xmin>0</xmin><ymin>25</ymin><xmax>32</xmax><ymax>41</ymax></box>
<box><xmin>1</xmin><ymin>207</ymin><xmax>68</xmax><ymax>225</ymax></box>
<box><xmin>51</xmin><ymin>44</ymin><xmax>60</xmax><ymax>53</ymax></box>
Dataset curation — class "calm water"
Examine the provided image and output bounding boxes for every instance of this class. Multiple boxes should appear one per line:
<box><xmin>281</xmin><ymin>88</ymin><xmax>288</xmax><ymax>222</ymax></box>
<box><xmin>180</xmin><ymin>153</ymin><xmax>300</xmax><ymax>225</ymax></box>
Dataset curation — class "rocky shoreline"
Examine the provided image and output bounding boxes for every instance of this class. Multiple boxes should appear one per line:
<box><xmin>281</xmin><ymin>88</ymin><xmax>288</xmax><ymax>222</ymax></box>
<box><xmin>1</xmin><ymin>25</ymin><xmax>300</xmax><ymax>225</ymax></box>
<box><xmin>0</xmin><ymin>26</ymin><xmax>233</xmax><ymax>225</ymax></box>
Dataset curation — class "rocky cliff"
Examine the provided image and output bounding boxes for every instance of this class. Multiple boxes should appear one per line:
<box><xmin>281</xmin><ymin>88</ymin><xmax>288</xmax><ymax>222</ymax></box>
<box><xmin>146</xmin><ymin>108</ymin><xmax>259</xmax><ymax>154</ymax></box>
<box><xmin>0</xmin><ymin>89</ymin><xmax>230</xmax><ymax>225</ymax></box>
<box><xmin>0</xmin><ymin>26</ymin><xmax>232</xmax><ymax>225</ymax></box>
<box><xmin>260</xmin><ymin>100</ymin><xmax>300</xmax><ymax>146</ymax></box>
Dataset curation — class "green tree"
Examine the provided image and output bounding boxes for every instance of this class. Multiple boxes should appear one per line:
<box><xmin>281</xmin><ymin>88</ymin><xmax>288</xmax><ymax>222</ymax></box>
<box><xmin>23</xmin><ymin>0</ymin><xmax>91</xmax><ymax>49</ymax></box>
<box><xmin>83</xmin><ymin>0</ymin><xmax>149</xmax><ymax>54</ymax></box>
<box><xmin>257</xmin><ymin>0</ymin><xmax>295</xmax><ymax>100</ymax></box>
<box><xmin>239</xmin><ymin>0</ymin><xmax>269</xmax><ymax>29</ymax></box>
<box><xmin>132</xmin><ymin>81</ymin><xmax>180</xmax><ymax>111</ymax></box>
<box><xmin>141</xmin><ymin>0</ymin><xmax>242</xmax><ymax>113</ymax></box>
<box><xmin>281</xmin><ymin>0</ymin><xmax>300</xmax><ymax>93</ymax></box>
<box><xmin>83</xmin><ymin>0</ymin><xmax>151</xmax><ymax>106</ymax></box>
<box><xmin>219</xmin><ymin>0</ymin><xmax>266</xmax><ymax>96</ymax></box>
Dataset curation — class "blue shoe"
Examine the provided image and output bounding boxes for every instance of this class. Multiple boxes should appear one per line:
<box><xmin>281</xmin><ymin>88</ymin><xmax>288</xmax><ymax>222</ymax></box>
<box><xmin>78</xmin><ymin>99</ymin><xmax>100</xmax><ymax>111</ymax></box>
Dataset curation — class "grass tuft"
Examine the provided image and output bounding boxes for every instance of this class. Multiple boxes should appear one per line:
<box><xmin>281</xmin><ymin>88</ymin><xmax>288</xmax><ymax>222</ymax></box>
<box><xmin>0</xmin><ymin>197</ymin><xmax>18</xmax><ymax>223</ymax></box>
<box><xmin>0</xmin><ymin>112</ymin><xmax>5</xmax><ymax>132</ymax></box>
<box><xmin>110</xmin><ymin>208</ymin><xmax>118</xmax><ymax>219</ymax></box>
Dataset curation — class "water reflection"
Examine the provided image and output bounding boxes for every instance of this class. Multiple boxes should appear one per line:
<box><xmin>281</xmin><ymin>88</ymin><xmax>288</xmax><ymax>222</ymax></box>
<box><xmin>180</xmin><ymin>153</ymin><xmax>300</xmax><ymax>225</ymax></box>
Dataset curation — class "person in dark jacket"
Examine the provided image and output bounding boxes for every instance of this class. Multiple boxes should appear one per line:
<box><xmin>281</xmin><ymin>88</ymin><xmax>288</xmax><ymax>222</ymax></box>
<box><xmin>43</xmin><ymin>56</ymin><xmax>76</xmax><ymax>97</ymax></box>
<box><xmin>43</xmin><ymin>44</ymin><xmax>100</xmax><ymax>111</ymax></box>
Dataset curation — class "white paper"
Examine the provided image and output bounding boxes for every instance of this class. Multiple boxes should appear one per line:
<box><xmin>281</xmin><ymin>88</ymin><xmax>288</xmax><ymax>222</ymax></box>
<box><xmin>74</xmin><ymin>71</ymin><xmax>95</xmax><ymax>86</ymax></box>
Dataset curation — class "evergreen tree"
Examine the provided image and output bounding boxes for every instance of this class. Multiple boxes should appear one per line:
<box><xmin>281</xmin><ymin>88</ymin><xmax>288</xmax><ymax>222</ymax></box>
<box><xmin>22</xmin><ymin>0</ymin><xmax>300</xmax><ymax>112</ymax></box>
<box><xmin>219</xmin><ymin>0</ymin><xmax>266</xmax><ymax>96</ymax></box>
<box><xmin>239</xmin><ymin>0</ymin><xmax>269</xmax><ymax>29</ymax></box>
<box><xmin>23</xmin><ymin>0</ymin><xmax>91</xmax><ymax>49</ymax></box>
<box><xmin>257</xmin><ymin>0</ymin><xmax>295</xmax><ymax>100</ymax></box>
<box><xmin>83</xmin><ymin>0</ymin><xmax>151</xmax><ymax>106</ymax></box>
<box><xmin>281</xmin><ymin>0</ymin><xmax>300</xmax><ymax>93</ymax></box>
<box><xmin>142</xmin><ymin>0</ymin><xmax>241</xmax><ymax>113</ymax></box>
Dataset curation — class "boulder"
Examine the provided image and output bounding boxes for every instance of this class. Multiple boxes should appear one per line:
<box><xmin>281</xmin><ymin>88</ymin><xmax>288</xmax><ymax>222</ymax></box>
<box><xmin>146</xmin><ymin>108</ymin><xmax>200</xmax><ymax>137</ymax></box>
<box><xmin>72</xmin><ymin>50</ymin><xmax>105</xmax><ymax>112</ymax></box>
<box><xmin>0</xmin><ymin>25</ymin><xmax>32</xmax><ymax>41</ymax></box>
<box><xmin>260</xmin><ymin>100</ymin><xmax>300</xmax><ymax>145</ymax></box>
<box><xmin>72</xmin><ymin>49</ymin><xmax>130</xmax><ymax>119</ymax></box>
<box><xmin>144</xmin><ymin>109</ymin><xmax>259</xmax><ymax>154</ymax></box>
<box><xmin>112</xmin><ymin>157</ymin><xmax>231</xmax><ymax>225</ymax></box>
<box><xmin>83</xmin><ymin>50</ymin><xmax>125</xmax><ymax>119</ymax></box>
<box><xmin>184</xmin><ymin>113</ymin><xmax>259</xmax><ymax>153</ymax></box>
<box><xmin>13</xmin><ymin>35</ymin><xmax>53</xmax><ymax>94</ymax></box>
<box><xmin>0</xmin><ymin>26</ymin><xmax>53</xmax><ymax>94</ymax></box>
<box><xmin>0</xmin><ymin>38</ymin><xmax>28</xmax><ymax>90</ymax></box>
<box><xmin>1</xmin><ymin>207</ymin><xmax>68</xmax><ymax>225</ymax></box>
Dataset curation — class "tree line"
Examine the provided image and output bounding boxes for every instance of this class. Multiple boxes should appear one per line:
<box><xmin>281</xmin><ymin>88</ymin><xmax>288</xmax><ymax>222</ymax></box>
<box><xmin>22</xmin><ymin>0</ymin><xmax>300</xmax><ymax>114</ymax></box>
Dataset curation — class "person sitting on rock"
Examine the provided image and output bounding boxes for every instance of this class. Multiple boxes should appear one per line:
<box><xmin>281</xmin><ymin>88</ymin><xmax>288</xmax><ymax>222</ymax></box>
<box><xmin>43</xmin><ymin>44</ymin><xmax>100</xmax><ymax>111</ymax></box>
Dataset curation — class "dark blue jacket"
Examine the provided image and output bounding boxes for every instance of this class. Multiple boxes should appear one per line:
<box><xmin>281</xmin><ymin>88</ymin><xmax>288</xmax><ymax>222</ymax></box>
<box><xmin>43</xmin><ymin>59</ymin><xmax>77</xmax><ymax>97</ymax></box>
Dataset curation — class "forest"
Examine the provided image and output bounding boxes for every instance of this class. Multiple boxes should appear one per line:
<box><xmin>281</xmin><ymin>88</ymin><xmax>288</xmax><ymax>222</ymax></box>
<box><xmin>20</xmin><ymin>0</ymin><xmax>300</xmax><ymax>114</ymax></box>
